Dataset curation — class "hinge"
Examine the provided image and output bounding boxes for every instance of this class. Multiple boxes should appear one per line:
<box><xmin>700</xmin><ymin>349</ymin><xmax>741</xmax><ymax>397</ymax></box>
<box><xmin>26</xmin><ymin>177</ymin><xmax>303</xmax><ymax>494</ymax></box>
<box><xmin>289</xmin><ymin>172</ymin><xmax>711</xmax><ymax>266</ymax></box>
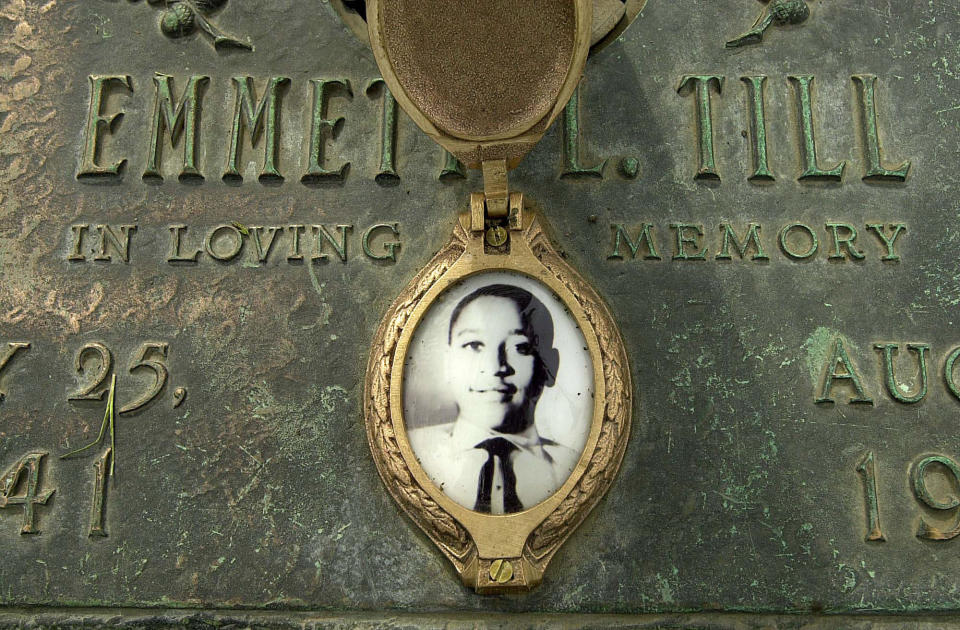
<box><xmin>471</xmin><ymin>159</ymin><xmax>523</xmax><ymax>237</ymax></box>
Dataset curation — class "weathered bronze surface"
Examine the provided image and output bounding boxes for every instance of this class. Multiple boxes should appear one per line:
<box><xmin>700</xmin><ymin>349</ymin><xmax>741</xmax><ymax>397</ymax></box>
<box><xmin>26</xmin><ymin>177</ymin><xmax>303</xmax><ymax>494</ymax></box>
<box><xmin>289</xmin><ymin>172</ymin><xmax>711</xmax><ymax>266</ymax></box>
<box><xmin>1</xmin><ymin>0</ymin><xmax>960</xmax><ymax>625</ymax></box>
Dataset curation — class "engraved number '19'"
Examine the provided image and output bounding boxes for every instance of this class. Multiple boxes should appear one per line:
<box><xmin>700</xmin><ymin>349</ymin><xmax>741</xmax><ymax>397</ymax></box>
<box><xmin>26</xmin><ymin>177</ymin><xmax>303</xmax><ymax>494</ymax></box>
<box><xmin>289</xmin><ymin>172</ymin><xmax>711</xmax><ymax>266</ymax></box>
<box><xmin>857</xmin><ymin>451</ymin><xmax>960</xmax><ymax>542</ymax></box>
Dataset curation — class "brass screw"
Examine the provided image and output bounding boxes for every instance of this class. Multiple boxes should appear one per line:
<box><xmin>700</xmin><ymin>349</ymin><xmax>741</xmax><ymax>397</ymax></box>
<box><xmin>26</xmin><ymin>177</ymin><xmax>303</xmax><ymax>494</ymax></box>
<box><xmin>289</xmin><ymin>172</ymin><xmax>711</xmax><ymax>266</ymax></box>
<box><xmin>489</xmin><ymin>559</ymin><xmax>514</xmax><ymax>584</ymax></box>
<box><xmin>485</xmin><ymin>225</ymin><xmax>508</xmax><ymax>247</ymax></box>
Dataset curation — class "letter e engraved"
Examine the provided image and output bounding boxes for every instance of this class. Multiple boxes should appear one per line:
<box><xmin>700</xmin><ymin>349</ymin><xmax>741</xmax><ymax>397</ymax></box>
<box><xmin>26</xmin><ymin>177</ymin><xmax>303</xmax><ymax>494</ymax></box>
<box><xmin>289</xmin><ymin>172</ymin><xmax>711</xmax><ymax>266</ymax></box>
<box><xmin>856</xmin><ymin>451</ymin><xmax>886</xmax><ymax>542</ymax></box>
<box><xmin>874</xmin><ymin>343</ymin><xmax>929</xmax><ymax>404</ymax></box>
<box><xmin>789</xmin><ymin>76</ymin><xmax>846</xmax><ymax>181</ymax></box>
<box><xmin>815</xmin><ymin>337</ymin><xmax>873</xmax><ymax>404</ymax></box>
<box><xmin>912</xmin><ymin>455</ymin><xmax>960</xmax><ymax>541</ymax></box>
<box><xmin>670</xmin><ymin>223</ymin><xmax>707</xmax><ymax>260</ymax></box>
<box><xmin>0</xmin><ymin>453</ymin><xmax>54</xmax><ymax>535</ymax></box>
<box><xmin>0</xmin><ymin>342</ymin><xmax>30</xmax><ymax>402</ymax></box>
<box><xmin>302</xmin><ymin>79</ymin><xmax>352</xmax><ymax>184</ymax></box>
<box><xmin>677</xmin><ymin>75</ymin><xmax>724</xmax><ymax>181</ymax></box>
<box><xmin>77</xmin><ymin>75</ymin><xmax>132</xmax><ymax>179</ymax></box>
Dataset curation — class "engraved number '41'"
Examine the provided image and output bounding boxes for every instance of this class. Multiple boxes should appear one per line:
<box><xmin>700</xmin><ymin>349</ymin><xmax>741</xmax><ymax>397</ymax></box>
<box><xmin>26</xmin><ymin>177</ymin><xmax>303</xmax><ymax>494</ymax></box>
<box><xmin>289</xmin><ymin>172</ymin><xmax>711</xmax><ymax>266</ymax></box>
<box><xmin>0</xmin><ymin>450</ymin><xmax>111</xmax><ymax>537</ymax></box>
<box><xmin>0</xmin><ymin>452</ymin><xmax>54</xmax><ymax>534</ymax></box>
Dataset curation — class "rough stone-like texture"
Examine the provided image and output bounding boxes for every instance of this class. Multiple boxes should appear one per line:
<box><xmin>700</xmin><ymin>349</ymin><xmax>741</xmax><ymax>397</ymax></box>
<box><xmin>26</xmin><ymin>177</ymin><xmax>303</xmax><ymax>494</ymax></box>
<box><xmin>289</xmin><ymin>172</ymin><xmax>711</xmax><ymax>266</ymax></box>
<box><xmin>0</xmin><ymin>0</ymin><xmax>958</xmax><ymax>623</ymax></box>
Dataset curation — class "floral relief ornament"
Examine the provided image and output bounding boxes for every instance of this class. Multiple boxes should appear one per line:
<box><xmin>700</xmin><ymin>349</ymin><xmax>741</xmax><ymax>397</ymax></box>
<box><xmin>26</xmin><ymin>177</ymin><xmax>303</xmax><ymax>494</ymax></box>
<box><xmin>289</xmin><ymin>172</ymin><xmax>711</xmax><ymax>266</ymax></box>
<box><xmin>726</xmin><ymin>0</ymin><xmax>811</xmax><ymax>48</ymax></box>
<box><xmin>132</xmin><ymin>0</ymin><xmax>253</xmax><ymax>51</ymax></box>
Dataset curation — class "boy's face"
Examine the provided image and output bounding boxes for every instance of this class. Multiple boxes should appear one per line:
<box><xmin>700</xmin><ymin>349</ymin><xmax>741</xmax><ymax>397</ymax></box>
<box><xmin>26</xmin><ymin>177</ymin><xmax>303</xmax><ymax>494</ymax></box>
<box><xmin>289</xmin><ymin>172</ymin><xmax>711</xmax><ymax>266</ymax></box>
<box><xmin>448</xmin><ymin>296</ymin><xmax>537</xmax><ymax>430</ymax></box>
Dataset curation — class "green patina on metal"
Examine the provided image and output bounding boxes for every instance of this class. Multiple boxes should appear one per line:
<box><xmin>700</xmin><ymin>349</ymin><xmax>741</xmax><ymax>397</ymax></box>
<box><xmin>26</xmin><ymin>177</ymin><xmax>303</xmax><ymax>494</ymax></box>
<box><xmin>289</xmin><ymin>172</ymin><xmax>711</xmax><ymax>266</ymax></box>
<box><xmin>367</xmin><ymin>78</ymin><xmax>400</xmax><ymax>185</ymax></box>
<box><xmin>853</xmin><ymin>74</ymin><xmax>912</xmax><ymax>182</ymax></box>
<box><xmin>874</xmin><ymin>343</ymin><xmax>929</xmax><ymax>404</ymax></box>
<box><xmin>143</xmin><ymin>73</ymin><xmax>209</xmax><ymax>182</ymax></box>
<box><xmin>677</xmin><ymin>75</ymin><xmax>724</xmax><ymax>181</ymax></box>
<box><xmin>2</xmin><ymin>0</ymin><xmax>960</xmax><ymax>623</ymax></box>
<box><xmin>716</xmin><ymin>223</ymin><xmax>769</xmax><ymax>261</ymax></box>
<box><xmin>814</xmin><ymin>336</ymin><xmax>873</xmax><ymax>404</ymax></box>
<box><xmin>223</xmin><ymin>76</ymin><xmax>290</xmax><ymax>182</ymax></box>
<box><xmin>789</xmin><ymin>75</ymin><xmax>846</xmax><ymax>181</ymax></box>
<box><xmin>440</xmin><ymin>150</ymin><xmax>466</xmax><ymax>181</ymax></box>
<box><xmin>302</xmin><ymin>78</ymin><xmax>353</xmax><ymax>183</ymax></box>
<box><xmin>561</xmin><ymin>84</ymin><xmax>607</xmax><ymax>179</ymax></box>
<box><xmin>726</xmin><ymin>0</ymin><xmax>811</xmax><ymax>49</ymax></box>
<box><xmin>741</xmin><ymin>76</ymin><xmax>774</xmax><ymax>181</ymax></box>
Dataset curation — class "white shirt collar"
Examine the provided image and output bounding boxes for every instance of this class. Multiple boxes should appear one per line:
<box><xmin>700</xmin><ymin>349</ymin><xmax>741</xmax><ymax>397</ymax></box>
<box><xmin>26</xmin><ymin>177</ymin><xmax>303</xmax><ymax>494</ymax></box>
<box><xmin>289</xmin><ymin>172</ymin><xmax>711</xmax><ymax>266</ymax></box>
<box><xmin>449</xmin><ymin>418</ymin><xmax>543</xmax><ymax>453</ymax></box>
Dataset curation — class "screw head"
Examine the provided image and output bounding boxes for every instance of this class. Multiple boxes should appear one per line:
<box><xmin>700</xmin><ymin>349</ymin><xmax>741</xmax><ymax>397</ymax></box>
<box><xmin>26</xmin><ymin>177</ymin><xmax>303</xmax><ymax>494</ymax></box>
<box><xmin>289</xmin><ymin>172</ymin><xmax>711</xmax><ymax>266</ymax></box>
<box><xmin>485</xmin><ymin>226</ymin><xmax>508</xmax><ymax>247</ymax></box>
<box><xmin>489</xmin><ymin>559</ymin><xmax>514</xmax><ymax>584</ymax></box>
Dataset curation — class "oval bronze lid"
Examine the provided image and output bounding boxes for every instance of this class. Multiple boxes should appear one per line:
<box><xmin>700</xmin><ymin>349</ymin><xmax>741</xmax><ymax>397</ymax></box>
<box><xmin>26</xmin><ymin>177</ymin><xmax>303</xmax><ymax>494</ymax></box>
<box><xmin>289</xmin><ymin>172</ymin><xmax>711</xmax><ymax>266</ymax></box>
<box><xmin>367</xmin><ymin>0</ymin><xmax>592</xmax><ymax>168</ymax></box>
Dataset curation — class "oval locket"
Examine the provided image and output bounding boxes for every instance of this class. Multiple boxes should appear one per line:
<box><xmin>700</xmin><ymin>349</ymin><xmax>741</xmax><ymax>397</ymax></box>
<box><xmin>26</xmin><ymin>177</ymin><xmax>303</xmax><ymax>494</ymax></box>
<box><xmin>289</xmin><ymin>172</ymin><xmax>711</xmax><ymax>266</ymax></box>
<box><xmin>363</xmin><ymin>0</ymin><xmax>632</xmax><ymax>592</ymax></box>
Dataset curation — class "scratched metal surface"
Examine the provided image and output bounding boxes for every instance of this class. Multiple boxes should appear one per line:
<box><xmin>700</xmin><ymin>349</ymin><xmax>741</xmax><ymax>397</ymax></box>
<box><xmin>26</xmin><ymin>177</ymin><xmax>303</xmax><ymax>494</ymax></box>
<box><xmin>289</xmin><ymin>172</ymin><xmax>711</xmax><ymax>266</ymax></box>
<box><xmin>0</xmin><ymin>0</ymin><xmax>959</xmax><ymax>621</ymax></box>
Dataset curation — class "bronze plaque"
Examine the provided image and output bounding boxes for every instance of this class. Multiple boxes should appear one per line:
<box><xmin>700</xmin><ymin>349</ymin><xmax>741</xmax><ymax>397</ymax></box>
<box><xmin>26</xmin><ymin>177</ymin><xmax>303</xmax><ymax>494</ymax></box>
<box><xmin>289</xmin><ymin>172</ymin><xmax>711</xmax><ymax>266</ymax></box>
<box><xmin>0</xmin><ymin>0</ymin><xmax>958</xmax><ymax>626</ymax></box>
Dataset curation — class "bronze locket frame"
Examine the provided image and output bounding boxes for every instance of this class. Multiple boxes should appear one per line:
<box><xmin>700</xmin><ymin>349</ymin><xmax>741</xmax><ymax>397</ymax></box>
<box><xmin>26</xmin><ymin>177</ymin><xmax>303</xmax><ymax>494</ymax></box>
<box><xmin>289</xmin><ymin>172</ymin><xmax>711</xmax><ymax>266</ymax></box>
<box><xmin>363</xmin><ymin>0</ymin><xmax>632</xmax><ymax>593</ymax></box>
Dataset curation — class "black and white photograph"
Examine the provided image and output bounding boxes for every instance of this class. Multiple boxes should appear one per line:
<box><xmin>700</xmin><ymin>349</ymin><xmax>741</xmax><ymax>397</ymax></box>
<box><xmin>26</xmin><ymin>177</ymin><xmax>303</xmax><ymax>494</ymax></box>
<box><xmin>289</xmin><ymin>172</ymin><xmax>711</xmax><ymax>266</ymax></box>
<box><xmin>403</xmin><ymin>272</ymin><xmax>594</xmax><ymax>515</ymax></box>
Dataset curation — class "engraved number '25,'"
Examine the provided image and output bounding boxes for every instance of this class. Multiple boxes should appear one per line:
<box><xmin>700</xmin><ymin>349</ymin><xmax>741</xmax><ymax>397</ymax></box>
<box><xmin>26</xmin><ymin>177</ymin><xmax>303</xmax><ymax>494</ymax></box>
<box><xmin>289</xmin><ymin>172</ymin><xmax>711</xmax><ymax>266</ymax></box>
<box><xmin>70</xmin><ymin>342</ymin><xmax>169</xmax><ymax>413</ymax></box>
